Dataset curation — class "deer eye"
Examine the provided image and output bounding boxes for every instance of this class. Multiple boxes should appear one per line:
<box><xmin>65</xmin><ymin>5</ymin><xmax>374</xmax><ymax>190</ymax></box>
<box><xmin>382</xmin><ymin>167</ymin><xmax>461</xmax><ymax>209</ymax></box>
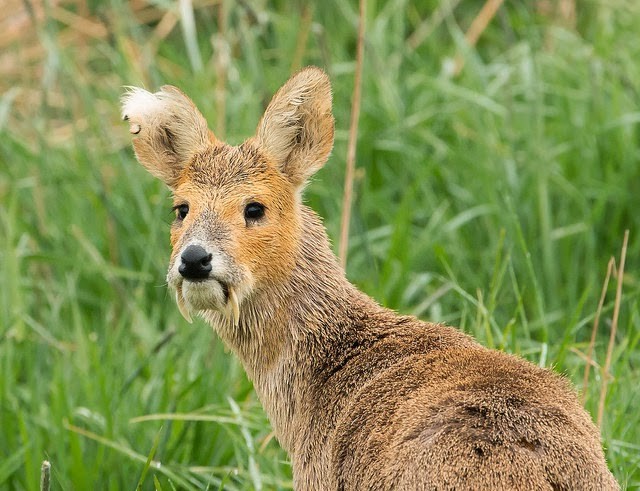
<box><xmin>244</xmin><ymin>202</ymin><xmax>265</xmax><ymax>223</ymax></box>
<box><xmin>173</xmin><ymin>204</ymin><xmax>189</xmax><ymax>221</ymax></box>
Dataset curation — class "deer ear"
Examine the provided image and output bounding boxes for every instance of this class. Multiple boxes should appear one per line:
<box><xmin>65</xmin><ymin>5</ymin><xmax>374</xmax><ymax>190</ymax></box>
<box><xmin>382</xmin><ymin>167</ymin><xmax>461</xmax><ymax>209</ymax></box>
<box><xmin>121</xmin><ymin>85</ymin><xmax>214</xmax><ymax>189</ymax></box>
<box><xmin>254</xmin><ymin>67</ymin><xmax>335</xmax><ymax>187</ymax></box>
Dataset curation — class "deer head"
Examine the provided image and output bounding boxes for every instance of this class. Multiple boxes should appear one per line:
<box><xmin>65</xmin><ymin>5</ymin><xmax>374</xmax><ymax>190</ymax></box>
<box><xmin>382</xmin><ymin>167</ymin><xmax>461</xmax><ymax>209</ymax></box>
<box><xmin>121</xmin><ymin>68</ymin><xmax>334</xmax><ymax>331</ymax></box>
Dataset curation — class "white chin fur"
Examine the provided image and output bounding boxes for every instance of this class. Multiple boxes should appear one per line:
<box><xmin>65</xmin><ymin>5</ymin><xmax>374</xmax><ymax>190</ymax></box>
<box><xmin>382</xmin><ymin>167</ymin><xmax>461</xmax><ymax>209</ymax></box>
<box><xmin>181</xmin><ymin>280</ymin><xmax>227</xmax><ymax>312</ymax></box>
<box><xmin>174</xmin><ymin>280</ymin><xmax>241</xmax><ymax>328</ymax></box>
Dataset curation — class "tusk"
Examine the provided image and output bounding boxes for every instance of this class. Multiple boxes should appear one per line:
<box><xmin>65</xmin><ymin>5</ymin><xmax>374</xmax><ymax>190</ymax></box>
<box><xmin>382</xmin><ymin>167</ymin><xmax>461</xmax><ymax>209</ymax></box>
<box><xmin>175</xmin><ymin>285</ymin><xmax>193</xmax><ymax>324</ymax></box>
<box><xmin>228</xmin><ymin>286</ymin><xmax>240</xmax><ymax>328</ymax></box>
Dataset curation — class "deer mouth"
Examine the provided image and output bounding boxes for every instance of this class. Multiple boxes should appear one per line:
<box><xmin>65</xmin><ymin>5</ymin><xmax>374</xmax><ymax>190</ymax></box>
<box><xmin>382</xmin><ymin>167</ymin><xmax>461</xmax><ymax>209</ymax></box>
<box><xmin>219</xmin><ymin>281</ymin><xmax>229</xmax><ymax>301</ymax></box>
<box><xmin>175</xmin><ymin>278</ymin><xmax>239</xmax><ymax>327</ymax></box>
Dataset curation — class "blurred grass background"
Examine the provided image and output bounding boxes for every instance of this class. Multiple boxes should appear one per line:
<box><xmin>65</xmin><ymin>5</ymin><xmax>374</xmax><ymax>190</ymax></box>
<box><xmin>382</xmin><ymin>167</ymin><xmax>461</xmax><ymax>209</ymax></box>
<box><xmin>1</xmin><ymin>0</ymin><xmax>639</xmax><ymax>489</ymax></box>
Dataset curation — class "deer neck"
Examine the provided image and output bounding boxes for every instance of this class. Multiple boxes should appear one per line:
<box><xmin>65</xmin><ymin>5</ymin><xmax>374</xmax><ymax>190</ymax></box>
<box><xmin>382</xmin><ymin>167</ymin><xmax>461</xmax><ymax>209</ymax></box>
<box><xmin>203</xmin><ymin>205</ymin><xmax>373</xmax><ymax>452</ymax></box>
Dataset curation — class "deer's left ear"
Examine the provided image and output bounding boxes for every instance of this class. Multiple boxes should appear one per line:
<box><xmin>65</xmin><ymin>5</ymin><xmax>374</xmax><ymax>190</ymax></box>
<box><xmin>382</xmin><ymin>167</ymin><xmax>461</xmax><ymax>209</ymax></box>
<box><xmin>254</xmin><ymin>67</ymin><xmax>335</xmax><ymax>188</ymax></box>
<box><xmin>121</xmin><ymin>85</ymin><xmax>215</xmax><ymax>189</ymax></box>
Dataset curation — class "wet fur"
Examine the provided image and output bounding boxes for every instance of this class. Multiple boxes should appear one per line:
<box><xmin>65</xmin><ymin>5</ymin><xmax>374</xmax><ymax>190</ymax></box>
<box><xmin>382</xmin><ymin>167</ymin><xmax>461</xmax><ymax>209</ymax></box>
<box><xmin>122</xmin><ymin>67</ymin><xmax>619</xmax><ymax>490</ymax></box>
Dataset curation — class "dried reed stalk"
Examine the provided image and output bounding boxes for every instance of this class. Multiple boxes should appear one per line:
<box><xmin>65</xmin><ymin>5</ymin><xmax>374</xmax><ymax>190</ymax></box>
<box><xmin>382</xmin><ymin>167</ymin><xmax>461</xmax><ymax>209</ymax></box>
<box><xmin>290</xmin><ymin>3</ymin><xmax>313</xmax><ymax>73</ymax></box>
<box><xmin>406</xmin><ymin>0</ymin><xmax>463</xmax><ymax>51</ymax></box>
<box><xmin>452</xmin><ymin>0</ymin><xmax>504</xmax><ymax>76</ymax></box>
<box><xmin>214</xmin><ymin>0</ymin><xmax>229</xmax><ymax>139</ymax></box>
<box><xmin>581</xmin><ymin>257</ymin><xmax>614</xmax><ymax>405</ymax></box>
<box><xmin>597</xmin><ymin>230</ymin><xmax>629</xmax><ymax>428</ymax></box>
<box><xmin>338</xmin><ymin>0</ymin><xmax>366</xmax><ymax>268</ymax></box>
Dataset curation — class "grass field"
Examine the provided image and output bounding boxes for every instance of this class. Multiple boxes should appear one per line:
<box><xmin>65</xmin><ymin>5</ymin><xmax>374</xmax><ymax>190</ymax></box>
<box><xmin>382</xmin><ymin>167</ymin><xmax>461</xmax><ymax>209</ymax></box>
<box><xmin>1</xmin><ymin>0</ymin><xmax>639</xmax><ymax>489</ymax></box>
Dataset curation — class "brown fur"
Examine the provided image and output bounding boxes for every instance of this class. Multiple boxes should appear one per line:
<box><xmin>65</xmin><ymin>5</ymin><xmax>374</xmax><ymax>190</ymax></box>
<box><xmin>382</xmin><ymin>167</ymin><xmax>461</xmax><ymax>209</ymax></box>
<box><xmin>122</xmin><ymin>67</ymin><xmax>619</xmax><ymax>490</ymax></box>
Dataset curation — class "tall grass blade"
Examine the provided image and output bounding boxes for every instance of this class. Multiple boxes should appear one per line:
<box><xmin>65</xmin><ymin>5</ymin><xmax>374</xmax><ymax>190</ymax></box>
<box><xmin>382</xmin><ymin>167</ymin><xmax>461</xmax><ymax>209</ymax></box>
<box><xmin>179</xmin><ymin>0</ymin><xmax>204</xmax><ymax>73</ymax></box>
<box><xmin>0</xmin><ymin>444</ymin><xmax>29</xmax><ymax>484</ymax></box>
<box><xmin>136</xmin><ymin>426</ymin><xmax>164</xmax><ymax>491</ymax></box>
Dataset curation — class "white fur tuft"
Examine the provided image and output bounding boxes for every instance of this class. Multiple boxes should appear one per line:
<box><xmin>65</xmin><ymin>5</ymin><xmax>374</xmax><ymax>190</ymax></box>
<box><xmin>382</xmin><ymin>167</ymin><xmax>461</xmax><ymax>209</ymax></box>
<box><xmin>121</xmin><ymin>87</ymin><xmax>167</xmax><ymax>122</ymax></box>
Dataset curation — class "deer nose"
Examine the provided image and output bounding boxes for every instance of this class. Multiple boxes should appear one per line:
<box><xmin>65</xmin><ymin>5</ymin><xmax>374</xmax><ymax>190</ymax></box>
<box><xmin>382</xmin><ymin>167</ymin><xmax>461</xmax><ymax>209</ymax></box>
<box><xmin>179</xmin><ymin>245</ymin><xmax>213</xmax><ymax>280</ymax></box>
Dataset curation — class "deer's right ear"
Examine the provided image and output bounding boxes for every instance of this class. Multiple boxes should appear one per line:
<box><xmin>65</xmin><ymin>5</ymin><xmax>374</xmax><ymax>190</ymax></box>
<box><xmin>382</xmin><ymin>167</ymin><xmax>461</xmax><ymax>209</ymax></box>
<box><xmin>121</xmin><ymin>86</ymin><xmax>214</xmax><ymax>189</ymax></box>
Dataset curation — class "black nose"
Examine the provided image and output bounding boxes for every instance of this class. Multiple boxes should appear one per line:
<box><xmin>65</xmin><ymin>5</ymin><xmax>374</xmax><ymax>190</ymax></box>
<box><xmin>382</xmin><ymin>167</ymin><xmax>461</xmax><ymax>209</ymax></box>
<box><xmin>179</xmin><ymin>245</ymin><xmax>212</xmax><ymax>280</ymax></box>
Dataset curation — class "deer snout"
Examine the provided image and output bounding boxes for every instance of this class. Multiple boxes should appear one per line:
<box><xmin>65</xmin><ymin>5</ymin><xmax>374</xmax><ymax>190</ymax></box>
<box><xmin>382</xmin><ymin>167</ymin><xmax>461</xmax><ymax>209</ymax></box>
<box><xmin>179</xmin><ymin>245</ymin><xmax>213</xmax><ymax>280</ymax></box>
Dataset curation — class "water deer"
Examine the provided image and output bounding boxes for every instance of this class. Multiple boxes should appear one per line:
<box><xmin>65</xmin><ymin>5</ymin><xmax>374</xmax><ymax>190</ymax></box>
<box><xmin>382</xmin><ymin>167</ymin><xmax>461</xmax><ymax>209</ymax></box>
<box><xmin>121</xmin><ymin>67</ymin><xmax>618</xmax><ymax>490</ymax></box>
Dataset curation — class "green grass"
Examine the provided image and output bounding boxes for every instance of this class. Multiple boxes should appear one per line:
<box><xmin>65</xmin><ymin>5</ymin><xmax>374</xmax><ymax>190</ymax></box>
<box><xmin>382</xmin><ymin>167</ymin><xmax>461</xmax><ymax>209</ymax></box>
<box><xmin>1</xmin><ymin>1</ymin><xmax>639</xmax><ymax>489</ymax></box>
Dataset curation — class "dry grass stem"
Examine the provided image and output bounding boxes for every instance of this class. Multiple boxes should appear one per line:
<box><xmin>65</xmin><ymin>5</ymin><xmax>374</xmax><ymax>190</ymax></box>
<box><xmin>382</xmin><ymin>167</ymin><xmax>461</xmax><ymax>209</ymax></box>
<box><xmin>453</xmin><ymin>0</ymin><xmax>505</xmax><ymax>76</ymax></box>
<box><xmin>290</xmin><ymin>3</ymin><xmax>313</xmax><ymax>73</ymax></box>
<box><xmin>581</xmin><ymin>257</ymin><xmax>615</xmax><ymax>405</ymax></box>
<box><xmin>338</xmin><ymin>0</ymin><xmax>366</xmax><ymax>268</ymax></box>
<box><xmin>597</xmin><ymin>229</ymin><xmax>629</xmax><ymax>428</ymax></box>
<box><xmin>149</xmin><ymin>10</ymin><xmax>180</xmax><ymax>55</ymax></box>
<box><xmin>49</xmin><ymin>5</ymin><xmax>108</xmax><ymax>39</ymax></box>
<box><xmin>406</xmin><ymin>0</ymin><xmax>463</xmax><ymax>51</ymax></box>
<box><xmin>559</xmin><ymin>0</ymin><xmax>576</xmax><ymax>27</ymax></box>
<box><xmin>536</xmin><ymin>0</ymin><xmax>576</xmax><ymax>28</ymax></box>
<box><xmin>259</xmin><ymin>430</ymin><xmax>276</xmax><ymax>453</ymax></box>
<box><xmin>214</xmin><ymin>0</ymin><xmax>229</xmax><ymax>139</ymax></box>
<box><xmin>569</xmin><ymin>347</ymin><xmax>601</xmax><ymax>369</ymax></box>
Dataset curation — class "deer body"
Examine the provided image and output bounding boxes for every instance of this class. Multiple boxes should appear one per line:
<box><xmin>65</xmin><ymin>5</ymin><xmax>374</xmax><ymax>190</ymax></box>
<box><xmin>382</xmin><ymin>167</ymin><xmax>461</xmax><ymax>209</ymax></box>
<box><xmin>122</xmin><ymin>67</ymin><xmax>618</xmax><ymax>490</ymax></box>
